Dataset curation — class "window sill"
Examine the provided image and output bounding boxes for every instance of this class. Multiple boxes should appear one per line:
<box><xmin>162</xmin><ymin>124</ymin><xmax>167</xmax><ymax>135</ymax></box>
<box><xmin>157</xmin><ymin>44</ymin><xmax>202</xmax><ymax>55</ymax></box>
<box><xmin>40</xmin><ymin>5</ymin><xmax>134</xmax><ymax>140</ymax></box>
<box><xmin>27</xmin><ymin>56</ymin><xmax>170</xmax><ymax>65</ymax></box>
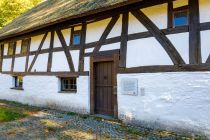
<box><xmin>10</xmin><ymin>87</ymin><xmax>24</xmax><ymax>91</ymax></box>
<box><xmin>58</xmin><ymin>91</ymin><xmax>77</xmax><ymax>94</ymax></box>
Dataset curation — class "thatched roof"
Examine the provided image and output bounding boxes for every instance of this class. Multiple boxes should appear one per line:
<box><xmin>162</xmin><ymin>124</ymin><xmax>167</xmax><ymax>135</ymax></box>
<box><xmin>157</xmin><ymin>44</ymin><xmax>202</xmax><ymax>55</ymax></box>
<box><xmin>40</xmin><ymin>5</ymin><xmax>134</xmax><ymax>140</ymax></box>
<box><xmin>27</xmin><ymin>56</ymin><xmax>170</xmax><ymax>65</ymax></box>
<box><xmin>0</xmin><ymin>0</ymin><xmax>141</xmax><ymax>41</ymax></box>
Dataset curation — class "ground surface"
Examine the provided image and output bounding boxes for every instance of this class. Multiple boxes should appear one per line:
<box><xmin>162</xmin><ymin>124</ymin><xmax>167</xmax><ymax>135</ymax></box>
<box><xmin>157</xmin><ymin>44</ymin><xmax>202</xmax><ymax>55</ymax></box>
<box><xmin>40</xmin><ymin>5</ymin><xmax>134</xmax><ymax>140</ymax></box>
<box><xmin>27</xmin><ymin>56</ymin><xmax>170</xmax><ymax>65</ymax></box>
<box><xmin>0</xmin><ymin>100</ymin><xmax>207</xmax><ymax>140</ymax></box>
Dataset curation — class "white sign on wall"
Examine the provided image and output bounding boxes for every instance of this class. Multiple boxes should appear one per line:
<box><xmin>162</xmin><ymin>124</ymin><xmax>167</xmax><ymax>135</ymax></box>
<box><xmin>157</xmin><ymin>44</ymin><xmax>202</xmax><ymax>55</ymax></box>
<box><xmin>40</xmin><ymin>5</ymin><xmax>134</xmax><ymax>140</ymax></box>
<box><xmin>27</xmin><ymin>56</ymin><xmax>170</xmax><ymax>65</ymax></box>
<box><xmin>121</xmin><ymin>78</ymin><xmax>138</xmax><ymax>96</ymax></box>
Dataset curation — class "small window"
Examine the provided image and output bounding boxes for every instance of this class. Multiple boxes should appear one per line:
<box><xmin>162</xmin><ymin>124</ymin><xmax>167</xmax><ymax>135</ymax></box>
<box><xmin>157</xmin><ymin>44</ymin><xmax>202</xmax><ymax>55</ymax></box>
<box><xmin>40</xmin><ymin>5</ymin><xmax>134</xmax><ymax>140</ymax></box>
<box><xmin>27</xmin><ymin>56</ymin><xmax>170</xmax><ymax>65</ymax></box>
<box><xmin>73</xmin><ymin>34</ymin><xmax>81</xmax><ymax>45</ymax></box>
<box><xmin>8</xmin><ymin>42</ymin><xmax>15</xmax><ymax>56</ymax></box>
<box><xmin>173</xmin><ymin>10</ymin><xmax>188</xmax><ymax>27</ymax></box>
<box><xmin>13</xmin><ymin>76</ymin><xmax>23</xmax><ymax>89</ymax></box>
<box><xmin>60</xmin><ymin>77</ymin><xmax>77</xmax><ymax>92</ymax></box>
<box><xmin>21</xmin><ymin>39</ymin><xmax>30</xmax><ymax>54</ymax></box>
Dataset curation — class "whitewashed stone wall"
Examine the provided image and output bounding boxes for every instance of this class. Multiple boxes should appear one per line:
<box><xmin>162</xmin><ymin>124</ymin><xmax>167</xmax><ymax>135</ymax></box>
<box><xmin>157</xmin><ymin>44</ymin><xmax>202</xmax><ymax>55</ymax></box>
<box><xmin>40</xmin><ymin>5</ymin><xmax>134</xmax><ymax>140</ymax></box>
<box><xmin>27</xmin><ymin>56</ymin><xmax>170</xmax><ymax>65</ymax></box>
<box><xmin>117</xmin><ymin>72</ymin><xmax>210</xmax><ymax>136</ymax></box>
<box><xmin>0</xmin><ymin>74</ymin><xmax>90</xmax><ymax>114</ymax></box>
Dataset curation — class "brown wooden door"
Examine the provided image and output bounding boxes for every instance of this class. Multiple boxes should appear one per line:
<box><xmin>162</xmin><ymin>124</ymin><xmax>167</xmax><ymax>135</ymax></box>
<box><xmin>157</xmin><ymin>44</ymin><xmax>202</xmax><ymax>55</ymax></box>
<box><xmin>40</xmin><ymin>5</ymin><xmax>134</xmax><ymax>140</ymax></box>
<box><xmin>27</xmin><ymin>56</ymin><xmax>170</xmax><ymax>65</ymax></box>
<box><xmin>94</xmin><ymin>61</ymin><xmax>114</xmax><ymax>116</ymax></box>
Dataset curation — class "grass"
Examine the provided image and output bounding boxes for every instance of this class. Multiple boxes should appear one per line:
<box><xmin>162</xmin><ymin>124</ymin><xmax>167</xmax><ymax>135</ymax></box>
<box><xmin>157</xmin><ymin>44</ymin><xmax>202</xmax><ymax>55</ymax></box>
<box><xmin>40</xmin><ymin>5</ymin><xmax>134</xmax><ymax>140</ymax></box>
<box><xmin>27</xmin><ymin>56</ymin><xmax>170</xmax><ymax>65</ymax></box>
<box><xmin>0</xmin><ymin>107</ymin><xmax>27</xmax><ymax>122</ymax></box>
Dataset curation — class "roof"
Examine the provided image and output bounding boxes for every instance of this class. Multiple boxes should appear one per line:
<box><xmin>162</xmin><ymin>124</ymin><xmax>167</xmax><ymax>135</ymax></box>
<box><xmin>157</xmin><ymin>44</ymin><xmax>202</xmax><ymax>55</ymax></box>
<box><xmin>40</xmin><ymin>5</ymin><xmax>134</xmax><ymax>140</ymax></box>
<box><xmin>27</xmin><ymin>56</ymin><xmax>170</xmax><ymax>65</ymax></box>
<box><xmin>0</xmin><ymin>0</ymin><xmax>142</xmax><ymax>41</ymax></box>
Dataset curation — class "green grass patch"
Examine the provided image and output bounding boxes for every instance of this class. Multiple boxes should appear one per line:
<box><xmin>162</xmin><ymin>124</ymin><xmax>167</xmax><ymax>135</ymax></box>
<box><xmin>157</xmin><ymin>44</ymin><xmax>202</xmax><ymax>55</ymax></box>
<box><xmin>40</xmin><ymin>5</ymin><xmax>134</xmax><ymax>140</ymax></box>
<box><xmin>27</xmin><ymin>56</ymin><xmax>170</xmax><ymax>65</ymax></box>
<box><xmin>0</xmin><ymin>107</ymin><xmax>27</xmax><ymax>122</ymax></box>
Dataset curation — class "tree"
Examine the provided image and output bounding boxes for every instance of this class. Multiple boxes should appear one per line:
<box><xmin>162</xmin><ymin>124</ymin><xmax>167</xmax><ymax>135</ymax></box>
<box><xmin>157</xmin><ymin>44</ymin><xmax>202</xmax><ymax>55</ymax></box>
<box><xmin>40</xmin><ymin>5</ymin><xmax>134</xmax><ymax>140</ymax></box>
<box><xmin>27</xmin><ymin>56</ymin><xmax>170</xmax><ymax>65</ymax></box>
<box><xmin>0</xmin><ymin>0</ymin><xmax>43</xmax><ymax>28</ymax></box>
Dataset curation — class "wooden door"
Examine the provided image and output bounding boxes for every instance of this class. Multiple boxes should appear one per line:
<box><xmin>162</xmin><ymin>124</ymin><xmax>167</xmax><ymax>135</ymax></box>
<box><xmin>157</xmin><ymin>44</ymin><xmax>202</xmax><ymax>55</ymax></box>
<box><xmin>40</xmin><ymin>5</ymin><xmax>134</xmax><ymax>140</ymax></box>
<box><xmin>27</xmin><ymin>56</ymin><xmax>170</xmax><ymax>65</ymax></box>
<box><xmin>94</xmin><ymin>61</ymin><xmax>114</xmax><ymax>116</ymax></box>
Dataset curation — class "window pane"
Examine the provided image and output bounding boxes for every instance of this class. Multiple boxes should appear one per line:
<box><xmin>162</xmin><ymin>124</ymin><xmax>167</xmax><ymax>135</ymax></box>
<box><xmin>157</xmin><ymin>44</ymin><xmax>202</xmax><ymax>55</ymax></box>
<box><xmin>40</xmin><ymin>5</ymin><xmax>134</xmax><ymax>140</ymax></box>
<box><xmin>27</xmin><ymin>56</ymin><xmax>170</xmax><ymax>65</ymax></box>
<box><xmin>14</xmin><ymin>76</ymin><xmax>23</xmax><ymax>88</ymax></box>
<box><xmin>61</xmin><ymin>77</ymin><xmax>77</xmax><ymax>92</ymax></box>
<box><xmin>174</xmin><ymin>11</ymin><xmax>188</xmax><ymax>27</ymax></box>
<box><xmin>73</xmin><ymin>35</ymin><xmax>81</xmax><ymax>45</ymax></box>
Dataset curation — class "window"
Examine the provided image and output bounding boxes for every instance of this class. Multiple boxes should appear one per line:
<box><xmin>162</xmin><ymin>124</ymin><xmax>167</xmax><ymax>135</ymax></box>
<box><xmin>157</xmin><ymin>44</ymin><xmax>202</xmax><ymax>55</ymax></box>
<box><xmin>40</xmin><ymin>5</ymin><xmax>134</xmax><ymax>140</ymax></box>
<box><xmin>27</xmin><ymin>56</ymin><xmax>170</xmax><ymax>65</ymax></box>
<box><xmin>71</xmin><ymin>27</ymin><xmax>82</xmax><ymax>45</ymax></box>
<box><xmin>173</xmin><ymin>10</ymin><xmax>188</xmax><ymax>27</ymax></box>
<box><xmin>8</xmin><ymin>42</ymin><xmax>15</xmax><ymax>56</ymax></box>
<box><xmin>60</xmin><ymin>77</ymin><xmax>77</xmax><ymax>92</ymax></box>
<box><xmin>13</xmin><ymin>76</ymin><xmax>23</xmax><ymax>89</ymax></box>
<box><xmin>21</xmin><ymin>39</ymin><xmax>30</xmax><ymax>54</ymax></box>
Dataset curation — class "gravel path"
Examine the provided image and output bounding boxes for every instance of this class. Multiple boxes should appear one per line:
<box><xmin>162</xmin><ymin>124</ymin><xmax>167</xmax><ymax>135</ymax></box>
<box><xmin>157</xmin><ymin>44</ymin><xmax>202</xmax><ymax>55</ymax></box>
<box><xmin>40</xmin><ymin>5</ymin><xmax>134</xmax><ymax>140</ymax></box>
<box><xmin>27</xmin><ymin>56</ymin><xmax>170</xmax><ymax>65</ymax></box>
<box><xmin>0</xmin><ymin>101</ymin><xmax>206</xmax><ymax>140</ymax></box>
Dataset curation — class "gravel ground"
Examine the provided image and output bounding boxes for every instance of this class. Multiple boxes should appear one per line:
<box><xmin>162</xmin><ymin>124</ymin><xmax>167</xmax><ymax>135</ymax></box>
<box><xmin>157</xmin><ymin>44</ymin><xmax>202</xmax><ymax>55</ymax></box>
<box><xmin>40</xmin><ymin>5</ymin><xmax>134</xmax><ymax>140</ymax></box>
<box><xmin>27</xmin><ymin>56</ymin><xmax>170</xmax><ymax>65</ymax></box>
<box><xmin>0</xmin><ymin>100</ymin><xmax>207</xmax><ymax>140</ymax></box>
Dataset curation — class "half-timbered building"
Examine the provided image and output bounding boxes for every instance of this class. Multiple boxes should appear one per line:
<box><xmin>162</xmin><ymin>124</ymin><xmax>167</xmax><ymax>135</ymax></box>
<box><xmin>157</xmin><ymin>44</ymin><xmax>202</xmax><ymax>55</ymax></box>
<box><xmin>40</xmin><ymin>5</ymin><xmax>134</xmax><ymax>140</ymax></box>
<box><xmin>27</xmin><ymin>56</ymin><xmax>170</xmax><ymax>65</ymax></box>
<box><xmin>0</xmin><ymin>0</ymin><xmax>210</xmax><ymax>136</ymax></box>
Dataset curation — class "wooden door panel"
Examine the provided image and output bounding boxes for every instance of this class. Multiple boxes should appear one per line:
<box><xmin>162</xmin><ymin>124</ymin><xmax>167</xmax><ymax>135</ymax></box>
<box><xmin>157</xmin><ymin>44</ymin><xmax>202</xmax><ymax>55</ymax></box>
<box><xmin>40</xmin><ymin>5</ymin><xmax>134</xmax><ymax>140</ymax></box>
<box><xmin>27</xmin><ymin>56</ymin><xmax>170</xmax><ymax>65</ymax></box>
<box><xmin>94</xmin><ymin>61</ymin><xmax>114</xmax><ymax>116</ymax></box>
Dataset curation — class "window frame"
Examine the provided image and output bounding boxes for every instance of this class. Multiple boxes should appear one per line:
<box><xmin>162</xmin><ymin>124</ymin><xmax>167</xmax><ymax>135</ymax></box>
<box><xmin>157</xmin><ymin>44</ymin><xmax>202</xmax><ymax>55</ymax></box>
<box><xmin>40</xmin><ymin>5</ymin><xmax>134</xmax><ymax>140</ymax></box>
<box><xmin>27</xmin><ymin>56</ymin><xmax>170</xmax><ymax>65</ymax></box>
<box><xmin>172</xmin><ymin>8</ymin><xmax>189</xmax><ymax>28</ymax></box>
<box><xmin>7</xmin><ymin>42</ymin><xmax>15</xmax><ymax>56</ymax></box>
<box><xmin>70</xmin><ymin>27</ymin><xmax>82</xmax><ymax>46</ymax></box>
<box><xmin>21</xmin><ymin>39</ymin><xmax>30</xmax><ymax>55</ymax></box>
<box><xmin>60</xmin><ymin>77</ymin><xmax>77</xmax><ymax>93</ymax></box>
<box><xmin>11</xmin><ymin>76</ymin><xmax>24</xmax><ymax>90</ymax></box>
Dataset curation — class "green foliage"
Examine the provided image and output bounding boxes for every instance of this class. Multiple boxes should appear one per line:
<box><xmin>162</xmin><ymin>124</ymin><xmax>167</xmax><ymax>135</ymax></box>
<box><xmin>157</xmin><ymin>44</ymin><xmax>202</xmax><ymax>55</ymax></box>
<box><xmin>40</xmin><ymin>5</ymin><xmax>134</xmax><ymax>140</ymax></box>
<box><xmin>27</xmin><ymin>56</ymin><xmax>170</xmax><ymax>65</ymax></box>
<box><xmin>0</xmin><ymin>0</ymin><xmax>43</xmax><ymax>28</ymax></box>
<box><xmin>0</xmin><ymin>107</ymin><xmax>27</xmax><ymax>122</ymax></box>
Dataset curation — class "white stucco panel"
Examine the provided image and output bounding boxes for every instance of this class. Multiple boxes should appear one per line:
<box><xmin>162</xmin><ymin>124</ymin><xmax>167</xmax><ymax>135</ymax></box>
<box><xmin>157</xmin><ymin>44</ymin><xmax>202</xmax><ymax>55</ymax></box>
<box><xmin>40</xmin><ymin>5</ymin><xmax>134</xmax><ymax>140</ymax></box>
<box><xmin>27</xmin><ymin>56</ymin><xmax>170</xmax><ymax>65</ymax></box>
<box><xmin>199</xmin><ymin>0</ymin><xmax>210</xmax><ymax>23</ymax></box>
<box><xmin>42</xmin><ymin>32</ymin><xmax>51</xmax><ymax>50</ymax></box>
<box><xmin>107</xmin><ymin>15</ymin><xmax>122</xmax><ymax>39</ymax></box>
<box><xmin>54</xmin><ymin>32</ymin><xmax>62</xmax><ymax>48</ymax></box>
<box><xmin>201</xmin><ymin>30</ymin><xmax>210</xmax><ymax>63</ymax></box>
<box><xmin>85</xmin><ymin>48</ymin><xmax>94</xmax><ymax>53</ymax></box>
<box><xmin>30</xmin><ymin>34</ymin><xmax>45</xmax><ymax>52</ymax></box>
<box><xmin>3</xmin><ymin>44</ymin><xmax>8</xmax><ymax>55</ymax></box>
<box><xmin>84</xmin><ymin>57</ymin><xmax>90</xmax><ymax>72</ymax></box>
<box><xmin>61</xmin><ymin>28</ymin><xmax>71</xmax><ymax>46</ymax></box>
<box><xmin>70</xmin><ymin>50</ymin><xmax>80</xmax><ymax>72</ymax></box>
<box><xmin>31</xmin><ymin>53</ymin><xmax>48</xmax><ymax>72</ymax></box>
<box><xmin>173</xmin><ymin>0</ymin><xmax>188</xmax><ymax>8</ymax></box>
<box><xmin>117</xmin><ymin>72</ymin><xmax>210</xmax><ymax>135</ymax></box>
<box><xmin>141</xmin><ymin>3</ymin><xmax>167</xmax><ymax>29</ymax></box>
<box><xmin>14</xmin><ymin>57</ymin><xmax>26</xmax><ymax>72</ymax></box>
<box><xmin>100</xmin><ymin>43</ymin><xmax>120</xmax><ymax>51</ymax></box>
<box><xmin>86</xmin><ymin>18</ymin><xmax>111</xmax><ymax>43</ymax></box>
<box><xmin>126</xmin><ymin>37</ymin><xmax>173</xmax><ymax>68</ymax></box>
<box><xmin>128</xmin><ymin>12</ymin><xmax>148</xmax><ymax>34</ymax></box>
<box><xmin>167</xmin><ymin>33</ymin><xmax>189</xmax><ymax>64</ymax></box>
<box><xmin>15</xmin><ymin>40</ymin><xmax>22</xmax><ymax>54</ymax></box>
<box><xmin>2</xmin><ymin>59</ymin><xmax>12</xmax><ymax>71</ymax></box>
<box><xmin>51</xmin><ymin>52</ymin><xmax>69</xmax><ymax>72</ymax></box>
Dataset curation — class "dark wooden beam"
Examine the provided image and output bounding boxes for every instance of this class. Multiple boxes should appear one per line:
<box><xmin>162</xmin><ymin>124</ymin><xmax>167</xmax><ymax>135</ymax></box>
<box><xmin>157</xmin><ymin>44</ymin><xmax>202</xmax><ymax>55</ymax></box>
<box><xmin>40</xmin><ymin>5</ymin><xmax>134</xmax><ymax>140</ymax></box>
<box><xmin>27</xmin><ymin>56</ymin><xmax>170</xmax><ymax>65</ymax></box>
<box><xmin>78</xmin><ymin>22</ymin><xmax>87</xmax><ymax>72</ymax></box>
<box><xmin>93</xmin><ymin>15</ymin><xmax>120</xmax><ymax>53</ymax></box>
<box><xmin>0</xmin><ymin>44</ymin><xmax>4</xmax><ymax>72</ymax></box>
<box><xmin>25</xmin><ymin>38</ymin><xmax>31</xmax><ymax>72</ymax></box>
<box><xmin>167</xmin><ymin>0</ymin><xmax>173</xmax><ymax>28</ymax></box>
<box><xmin>56</xmin><ymin>30</ymin><xmax>75</xmax><ymax>72</ymax></box>
<box><xmin>189</xmin><ymin>0</ymin><xmax>201</xmax><ymax>64</ymax></box>
<box><xmin>47</xmin><ymin>31</ymin><xmax>54</xmax><ymax>72</ymax></box>
<box><xmin>131</xmin><ymin>10</ymin><xmax>185</xmax><ymax>65</ymax></box>
<box><xmin>28</xmin><ymin>33</ymin><xmax>48</xmax><ymax>72</ymax></box>
<box><xmin>11</xmin><ymin>42</ymin><xmax>16</xmax><ymax>72</ymax></box>
<box><xmin>119</xmin><ymin>12</ymin><xmax>129</xmax><ymax>68</ymax></box>
<box><xmin>119</xmin><ymin>64</ymin><xmax>210</xmax><ymax>74</ymax></box>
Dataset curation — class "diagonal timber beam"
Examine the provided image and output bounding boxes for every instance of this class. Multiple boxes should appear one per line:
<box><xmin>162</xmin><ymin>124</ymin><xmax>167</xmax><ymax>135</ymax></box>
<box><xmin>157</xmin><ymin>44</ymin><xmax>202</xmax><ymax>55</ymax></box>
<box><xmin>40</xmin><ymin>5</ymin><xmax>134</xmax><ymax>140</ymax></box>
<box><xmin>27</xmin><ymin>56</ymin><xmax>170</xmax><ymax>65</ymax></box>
<box><xmin>131</xmin><ymin>10</ymin><xmax>185</xmax><ymax>65</ymax></box>
<box><xmin>28</xmin><ymin>33</ymin><xmax>48</xmax><ymax>72</ymax></box>
<box><xmin>56</xmin><ymin>30</ymin><xmax>75</xmax><ymax>72</ymax></box>
<box><xmin>93</xmin><ymin>15</ymin><xmax>120</xmax><ymax>53</ymax></box>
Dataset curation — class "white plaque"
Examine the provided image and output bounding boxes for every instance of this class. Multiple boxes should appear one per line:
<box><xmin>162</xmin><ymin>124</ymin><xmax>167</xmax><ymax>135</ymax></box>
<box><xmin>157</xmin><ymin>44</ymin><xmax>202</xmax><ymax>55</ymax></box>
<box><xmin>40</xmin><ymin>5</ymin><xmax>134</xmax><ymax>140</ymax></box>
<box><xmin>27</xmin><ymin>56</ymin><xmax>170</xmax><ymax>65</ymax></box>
<box><xmin>121</xmin><ymin>78</ymin><xmax>138</xmax><ymax>96</ymax></box>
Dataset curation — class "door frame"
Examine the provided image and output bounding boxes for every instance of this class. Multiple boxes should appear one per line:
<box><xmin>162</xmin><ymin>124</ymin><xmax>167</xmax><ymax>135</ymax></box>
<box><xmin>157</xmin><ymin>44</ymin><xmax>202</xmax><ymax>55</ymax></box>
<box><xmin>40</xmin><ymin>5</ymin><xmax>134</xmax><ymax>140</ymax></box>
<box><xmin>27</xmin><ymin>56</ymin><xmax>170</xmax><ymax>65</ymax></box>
<box><xmin>90</xmin><ymin>54</ymin><xmax>119</xmax><ymax>118</ymax></box>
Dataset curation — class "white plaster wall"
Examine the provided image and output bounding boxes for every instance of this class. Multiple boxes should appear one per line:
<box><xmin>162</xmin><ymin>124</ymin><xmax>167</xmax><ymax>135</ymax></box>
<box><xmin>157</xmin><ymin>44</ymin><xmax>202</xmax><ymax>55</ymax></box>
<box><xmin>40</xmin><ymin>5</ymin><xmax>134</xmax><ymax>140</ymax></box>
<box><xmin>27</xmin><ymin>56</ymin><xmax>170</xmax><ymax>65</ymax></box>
<box><xmin>15</xmin><ymin>41</ymin><xmax>22</xmax><ymax>54</ymax></box>
<box><xmin>85</xmin><ymin>48</ymin><xmax>94</xmax><ymax>53</ymax></box>
<box><xmin>30</xmin><ymin>34</ymin><xmax>45</xmax><ymax>52</ymax></box>
<box><xmin>201</xmin><ymin>30</ymin><xmax>210</xmax><ymax>63</ymax></box>
<box><xmin>126</xmin><ymin>37</ymin><xmax>173</xmax><ymax>68</ymax></box>
<box><xmin>128</xmin><ymin>12</ymin><xmax>148</xmax><ymax>34</ymax></box>
<box><xmin>118</xmin><ymin>72</ymin><xmax>210</xmax><ymax>136</ymax></box>
<box><xmin>31</xmin><ymin>53</ymin><xmax>48</xmax><ymax>72</ymax></box>
<box><xmin>141</xmin><ymin>3</ymin><xmax>167</xmax><ymax>29</ymax></box>
<box><xmin>0</xmin><ymin>74</ymin><xmax>90</xmax><ymax>114</ymax></box>
<box><xmin>70</xmin><ymin>50</ymin><xmax>80</xmax><ymax>72</ymax></box>
<box><xmin>61</xmin><ymin>29</ymin><xmax>71</xmax><ymax>46</ymax></box>
<box><xmin>42</xmin><ymin>33</ymin><xmax>51</xmax><ymax>50</ymax></box>
<box><xmin>51</xmin><ymin>52</ymin><xmax>69</xmax><ymax>72</ymax></box>
<box><xmin>86</xmin><ymin>18</ymin><xmax>111</xmax><ymax>43</ymax></box>
<box><xmin>2</xmin><ymin>59</ymin><xmax>12</xmax><ymax>71</ymax></box>
<box><xmin>99</xmin><ymin>42</ymin><xmax>120</xmax><ymax>51</ymax></box>
<box><xmin>14</xmin><ymin>57</ymin><xmax>26</xmax><ymax>72</ymax></box>
<box><xmin>3</xmin><ymin>44</ymin><xmax>8</xmax><ymax>55</ymax></box>
<box><xmin>167</xmin><ymin>33</ymin><xmax>189</xmax><ymax>64</ymax></box>
<box><xmin>173</xmin><ymin>0</ymin><xmax>188</xmax><ymax>8</ymax></box>
<box><xmin>107</xmin><ymin>15</ymin><xmax>122</xmax><ymax>39</ymax></box>
<box><xmin>199</xmin><ymin>0</ymin><xmax>210</xmax><ymax>23</ymax></box>
<box><xmin>54</xmin><ymin>32</ymin><xmax>62</xmax><ymax>48</ymax></box>
<box><xmin>84</xmin><ymin>57</ymin><xmax>90</xmax><ymax>71</ymax></box>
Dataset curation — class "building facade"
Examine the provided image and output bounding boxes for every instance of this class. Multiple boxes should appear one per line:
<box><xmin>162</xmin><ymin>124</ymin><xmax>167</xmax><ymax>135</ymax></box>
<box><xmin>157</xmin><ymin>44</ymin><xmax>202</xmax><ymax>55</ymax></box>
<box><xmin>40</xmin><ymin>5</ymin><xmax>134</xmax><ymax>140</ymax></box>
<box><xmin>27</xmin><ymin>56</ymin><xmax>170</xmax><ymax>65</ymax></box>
<box><xmin>0</xmin><ymin>0</ymin><xmax>210</xmax><ymax>136</ymax></box>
